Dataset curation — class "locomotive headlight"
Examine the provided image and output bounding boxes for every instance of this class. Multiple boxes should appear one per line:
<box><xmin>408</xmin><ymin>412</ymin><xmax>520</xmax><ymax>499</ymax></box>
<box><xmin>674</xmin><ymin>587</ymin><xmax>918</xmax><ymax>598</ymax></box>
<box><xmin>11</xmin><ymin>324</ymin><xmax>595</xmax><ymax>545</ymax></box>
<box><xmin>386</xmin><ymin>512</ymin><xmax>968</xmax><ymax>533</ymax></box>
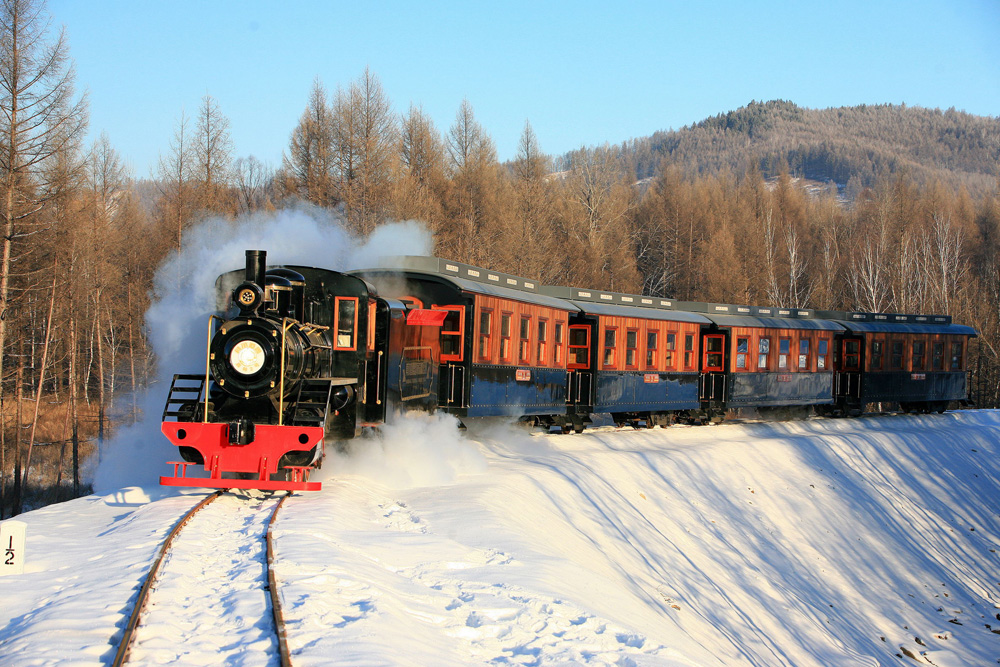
<box><xmin>229</xmin><ymin>339</ymin><xmax>266</xmax><ymax>375</ymax></box>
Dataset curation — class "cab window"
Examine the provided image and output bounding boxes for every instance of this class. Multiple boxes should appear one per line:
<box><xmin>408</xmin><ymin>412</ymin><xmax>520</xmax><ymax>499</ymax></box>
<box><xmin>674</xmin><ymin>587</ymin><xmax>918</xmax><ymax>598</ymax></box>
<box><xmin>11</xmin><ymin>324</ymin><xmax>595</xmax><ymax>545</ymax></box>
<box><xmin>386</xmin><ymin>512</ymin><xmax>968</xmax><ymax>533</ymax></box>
<box><xmin>334</xmin><ymin>297</ymin><xmax>357</xmax><ymax>350</ymax></box>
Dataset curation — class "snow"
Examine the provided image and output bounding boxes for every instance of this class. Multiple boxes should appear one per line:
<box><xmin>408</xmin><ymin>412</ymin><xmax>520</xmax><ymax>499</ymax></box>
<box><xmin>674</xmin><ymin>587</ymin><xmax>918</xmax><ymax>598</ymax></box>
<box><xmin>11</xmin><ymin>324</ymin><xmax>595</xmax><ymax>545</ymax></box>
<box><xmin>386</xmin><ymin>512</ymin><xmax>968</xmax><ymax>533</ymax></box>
<box><xmin>3</xmin><ymin>410</ymin><xmax>1000</xmax><ymax>666</ymax></box>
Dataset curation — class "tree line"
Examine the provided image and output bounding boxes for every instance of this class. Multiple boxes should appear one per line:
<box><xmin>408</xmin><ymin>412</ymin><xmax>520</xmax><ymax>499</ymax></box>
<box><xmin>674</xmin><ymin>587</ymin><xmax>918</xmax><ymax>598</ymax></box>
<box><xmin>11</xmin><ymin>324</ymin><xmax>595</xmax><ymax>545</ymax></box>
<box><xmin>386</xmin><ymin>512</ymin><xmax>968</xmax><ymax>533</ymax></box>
<box><xmin>2</xmin><ymin>0</ymin><xmax>998</xmax><ymax>515</ymax></box>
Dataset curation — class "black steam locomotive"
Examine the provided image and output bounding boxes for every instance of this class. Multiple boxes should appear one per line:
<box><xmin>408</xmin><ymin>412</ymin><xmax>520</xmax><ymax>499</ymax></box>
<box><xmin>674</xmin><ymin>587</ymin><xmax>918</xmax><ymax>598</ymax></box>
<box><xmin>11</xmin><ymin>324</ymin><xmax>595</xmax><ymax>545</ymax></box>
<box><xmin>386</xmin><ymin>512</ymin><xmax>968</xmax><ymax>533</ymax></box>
<box><xmin>160</xmin><ymin>250</ymin><xmax>443</xmax><ymax>490</ymax></box>
<box><xmin>160</xmin><ymin>250</ymin><xmax>977</xmax><ymax>491</ymax></box>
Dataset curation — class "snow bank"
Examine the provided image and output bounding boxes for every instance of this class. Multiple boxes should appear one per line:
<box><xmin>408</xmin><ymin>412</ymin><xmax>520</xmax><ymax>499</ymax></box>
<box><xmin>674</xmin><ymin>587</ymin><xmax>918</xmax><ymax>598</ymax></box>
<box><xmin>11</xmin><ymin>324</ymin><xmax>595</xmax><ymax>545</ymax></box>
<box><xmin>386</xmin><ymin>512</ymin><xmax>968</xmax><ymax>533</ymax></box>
<box><xmin>3</xmin><ymin>411</ymin><xmax>1000</xmax><ymax>666</ymax></box>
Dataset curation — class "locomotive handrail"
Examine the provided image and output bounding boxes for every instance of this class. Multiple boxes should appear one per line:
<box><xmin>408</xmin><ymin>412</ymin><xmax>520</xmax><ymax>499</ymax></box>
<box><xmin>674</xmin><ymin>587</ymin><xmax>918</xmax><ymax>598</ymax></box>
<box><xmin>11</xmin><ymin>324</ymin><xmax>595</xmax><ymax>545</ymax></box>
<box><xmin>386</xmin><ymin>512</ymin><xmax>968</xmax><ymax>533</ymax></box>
<box><xmin>299</xmin><ymin>323</ymin><xmax>330</xmax><ymax>335</ymax></box>
<box><xmin>448</xmin><ymin>364</ymin><xmax>456</xmax><ymax>404</ymax></box>
<box><xmin>376</xmin><ymin>350</ymin><xmax>383</xmax><ymax>405</ymax></box>
<box><xmin>279</xmin><ymin>318</ymin><xmax>295</xmax><ymax>426</ymax></box>
<box><xmin>204</xmin><ymin>315</ymin><xmax>224</xmax><ymax>423</ymax></box>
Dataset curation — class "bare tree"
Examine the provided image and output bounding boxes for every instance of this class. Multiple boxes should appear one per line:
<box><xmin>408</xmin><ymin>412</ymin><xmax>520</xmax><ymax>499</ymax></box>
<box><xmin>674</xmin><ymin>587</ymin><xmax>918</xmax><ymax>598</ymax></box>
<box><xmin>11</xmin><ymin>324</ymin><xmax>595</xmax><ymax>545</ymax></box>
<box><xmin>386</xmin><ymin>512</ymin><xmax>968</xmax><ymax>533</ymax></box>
<box><xmin>634</xmin><ymin>165</ymin><xmax>688</xmax><ymax>298</ymax></box>
<box><xmin>849</xmin><ymin>194</ymin><xmax>893</xmax><ymax>312</ymax></box>
<box><xmin>400</xmin><ymin>105</ymin><xmax>445</xmax><ymax>186</ymax></box>
<box><xmin>193</xmin><ymin>94</ymin><xmax>233</xmax><ymax>213</ymax></box>
<box><xmin>506</xmin><ymin>120</ymin><xmax>556</xmax><ymax>279</ymax></box>
<box><xmin>892</xmin><ymin>232</ymin><xmax>927</xmax><ymax>313</ymax></box>
<box><xmin>928</xmin><ymin>211</ymin><xmax>967</xmax><ymax>313</ymax></box>
<box><xmin>86</xmin><ymin>133</ymin><xmax>129</xmax><ymax>453</ymax></box>
<box><xmin>156</xmin><ymin>111</ymin><xmax>195</xmax><ymax>254</ymax></box>
<box><xmin>333</xmin><ymin>68</ymin><xmax>396</xmax><ymax>235</ymax></box>
<box><xmin>443</xmin><ymin>99</ymin><xmax>503</xmax><ymax>265</ymax></box>
<box><xmin>762</xmin><ymin>206</ymin><xmax>783</xmax><ymax>306</ymax></box>
<box><xmin>783</xmin><ymin>221</ymin><xmax>812</xmax><ymax>307</ymax></box>
<box><xmin>0</xmin><ymin>0</ymin><xmax>87</xmax><ymax>398</ymax></box>
<box><xmin>234</xmin><ymin>155</ymin><xmax>272</xmax><ymax>215</ymax></box>
<box><xmin>446</xmin><ymin>98</ymin><xmax>494</xmax><ymax>175</ymax></box>
<box><xmin>283</xmin><ymin>77</ymin><xmax>336</xmax><ymax>207</ymax></box>
<box><xmin>561</xmin><ymin>146</ymin><xmax>638</xmax><ymax>290</ymax></box>
<box><xmin>393</xmin><ymin>104</ymin><xmax>447</xmax><ymax>230</ymax></box>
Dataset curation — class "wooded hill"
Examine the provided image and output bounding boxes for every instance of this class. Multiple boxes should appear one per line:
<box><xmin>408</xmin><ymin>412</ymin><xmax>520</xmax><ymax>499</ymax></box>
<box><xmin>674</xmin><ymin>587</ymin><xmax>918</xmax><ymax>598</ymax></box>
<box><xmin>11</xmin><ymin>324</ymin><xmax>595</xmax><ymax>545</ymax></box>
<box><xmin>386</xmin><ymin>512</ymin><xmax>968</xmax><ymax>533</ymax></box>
<box><xmin>594</xmin><ymin>100</ymin><xmax>1000</xmax><ymax>198</ymax></box>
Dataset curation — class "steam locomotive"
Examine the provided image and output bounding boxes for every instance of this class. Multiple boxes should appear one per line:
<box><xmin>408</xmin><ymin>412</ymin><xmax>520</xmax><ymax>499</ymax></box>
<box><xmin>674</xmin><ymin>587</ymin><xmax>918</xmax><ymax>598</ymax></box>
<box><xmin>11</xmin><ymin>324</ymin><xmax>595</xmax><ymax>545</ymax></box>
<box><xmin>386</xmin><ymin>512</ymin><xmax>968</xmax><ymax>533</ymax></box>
<box><xmin>160</xmin><ymin>250</ymin><xmax>977</xmax><ymax>491</ymax></box>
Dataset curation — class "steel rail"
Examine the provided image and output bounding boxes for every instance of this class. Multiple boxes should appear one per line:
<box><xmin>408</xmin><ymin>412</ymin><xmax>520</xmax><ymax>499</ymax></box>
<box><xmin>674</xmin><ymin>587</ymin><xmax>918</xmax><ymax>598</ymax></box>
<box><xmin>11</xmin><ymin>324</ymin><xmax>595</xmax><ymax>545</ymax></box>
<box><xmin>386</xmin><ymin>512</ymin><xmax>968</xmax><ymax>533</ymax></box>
<box><xmin>112</xmin><ymin>490</ymin><xmax>226</xmax><ymax>667</ymax></box>
<box><xmin>266</xmin><ymin>491</ymin><xmax>293</xmax><ymax>667</ymax></box>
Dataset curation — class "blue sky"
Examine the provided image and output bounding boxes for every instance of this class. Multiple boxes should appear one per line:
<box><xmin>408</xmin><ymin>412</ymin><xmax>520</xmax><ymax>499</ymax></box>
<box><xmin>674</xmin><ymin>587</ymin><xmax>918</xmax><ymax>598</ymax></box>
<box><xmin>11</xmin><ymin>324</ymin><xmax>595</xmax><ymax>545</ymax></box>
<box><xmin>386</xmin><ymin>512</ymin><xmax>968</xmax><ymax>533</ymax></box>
<box><xmin>48</xmin><ymin>0</ymin><xmax>1000</xmax><ymax>178</ymax></box>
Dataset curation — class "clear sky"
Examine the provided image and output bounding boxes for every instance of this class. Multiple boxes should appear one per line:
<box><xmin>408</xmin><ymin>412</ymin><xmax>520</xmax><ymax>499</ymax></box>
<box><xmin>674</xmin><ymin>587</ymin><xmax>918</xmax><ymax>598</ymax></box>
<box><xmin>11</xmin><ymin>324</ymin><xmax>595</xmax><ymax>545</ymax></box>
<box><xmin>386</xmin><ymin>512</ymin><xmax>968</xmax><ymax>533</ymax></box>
<box><xmin>46</xmin><ymin>0</ymin><xmax>1000</xmax><ymax>178</ymax></box>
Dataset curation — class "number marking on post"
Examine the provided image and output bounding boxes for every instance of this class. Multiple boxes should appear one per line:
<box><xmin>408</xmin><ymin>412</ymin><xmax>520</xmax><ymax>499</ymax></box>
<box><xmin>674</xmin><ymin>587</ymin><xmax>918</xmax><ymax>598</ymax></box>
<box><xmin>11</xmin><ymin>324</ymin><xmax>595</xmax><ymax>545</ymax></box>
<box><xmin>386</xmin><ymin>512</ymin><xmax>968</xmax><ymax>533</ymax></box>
<box><xmin>0</xmin><ymin>521</ymin><xmax>26</xmax><ymax>576</ymax></box>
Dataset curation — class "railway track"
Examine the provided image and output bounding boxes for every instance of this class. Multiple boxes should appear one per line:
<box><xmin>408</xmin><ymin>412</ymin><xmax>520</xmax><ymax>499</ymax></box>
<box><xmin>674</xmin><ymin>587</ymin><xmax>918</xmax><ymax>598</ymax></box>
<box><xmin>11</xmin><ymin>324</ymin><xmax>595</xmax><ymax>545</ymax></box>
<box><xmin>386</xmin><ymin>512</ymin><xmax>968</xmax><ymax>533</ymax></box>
<box><xmin>112</xmin><ymin>490</ymin><xmax>293</xmax><ymax>667</ymax></box>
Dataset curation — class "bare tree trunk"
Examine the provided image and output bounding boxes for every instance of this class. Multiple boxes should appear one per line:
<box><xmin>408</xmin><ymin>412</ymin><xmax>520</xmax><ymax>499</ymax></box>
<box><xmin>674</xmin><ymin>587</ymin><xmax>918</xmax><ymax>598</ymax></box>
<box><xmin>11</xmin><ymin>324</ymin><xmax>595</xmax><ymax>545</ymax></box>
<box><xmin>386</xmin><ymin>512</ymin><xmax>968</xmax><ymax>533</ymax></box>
<box><xmin>1</xmin><ymin>390</ymin><xmax>6</xmax><ymax>519</ymax></box>
<box><xmin>55</xmin><ymin>398</ymin><xmax>71</xmax><ymax>499</ymax></box>
<box><xmin>21</xmin><ymin>269</ymin><xmax>57</xmax><ymax>503</ymax></box>
<box><xmin>127</xmin><ymin>279</ymin><xmax>137</xmax><ymax>423</ymax></box>
<box><xmin>762</xmin><ymin>207</ymin><xmax>783</xmax><ymax>306</ymax></box>
<box><xmin>94</xmin><ymin>287</ymin><xmax>105</xmax><ymax>461</ymax></box>
<box><xmin>69</xmin><ymin>315</ymin><xmax>79</xmax><ymax>496</ymax></box>
<box><xmin>12</xmin><ymin>343</ymin><xmax>24</xmax><ymax>515</ymax></box>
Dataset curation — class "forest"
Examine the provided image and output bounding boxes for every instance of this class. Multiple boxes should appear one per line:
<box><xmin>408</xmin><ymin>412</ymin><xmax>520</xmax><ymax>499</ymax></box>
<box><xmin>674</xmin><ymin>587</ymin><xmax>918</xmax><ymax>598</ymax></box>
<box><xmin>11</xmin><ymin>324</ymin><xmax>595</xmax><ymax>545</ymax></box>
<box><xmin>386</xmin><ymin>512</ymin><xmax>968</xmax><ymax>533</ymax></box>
<box><xmin>2</xmin><ymin>0</ymin><xmax>999</xmax><ymax>516</ymax></box>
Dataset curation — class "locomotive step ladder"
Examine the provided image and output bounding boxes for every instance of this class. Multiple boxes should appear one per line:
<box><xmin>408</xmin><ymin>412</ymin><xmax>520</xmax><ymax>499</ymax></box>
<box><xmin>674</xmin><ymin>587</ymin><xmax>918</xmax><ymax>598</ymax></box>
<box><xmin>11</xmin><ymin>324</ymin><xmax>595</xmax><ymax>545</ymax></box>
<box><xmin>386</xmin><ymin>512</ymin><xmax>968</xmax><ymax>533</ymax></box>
<box><xmin>292</xmin><ymin>378</ymin><xmax>335</xmax><ymax>426</ymax></box>
<box><xmin>162</xmin><ymin>374</ymin><xmax>206</xmax><ymax>421</ymax></box>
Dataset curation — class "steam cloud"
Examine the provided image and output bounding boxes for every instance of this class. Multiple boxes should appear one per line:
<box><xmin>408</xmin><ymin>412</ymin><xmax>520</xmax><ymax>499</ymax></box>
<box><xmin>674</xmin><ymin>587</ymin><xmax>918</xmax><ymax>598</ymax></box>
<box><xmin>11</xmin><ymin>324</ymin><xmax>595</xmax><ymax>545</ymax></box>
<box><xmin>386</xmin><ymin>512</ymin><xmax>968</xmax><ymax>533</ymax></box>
<box><xmin>320</xmin><ymin>411</ymin><xmax>488</xmax><ymax>489</ymax></box>
<box><xmin>92</xmin><ymin>207</ymin><xmax>436</xmax><ymax>493</ymax></box>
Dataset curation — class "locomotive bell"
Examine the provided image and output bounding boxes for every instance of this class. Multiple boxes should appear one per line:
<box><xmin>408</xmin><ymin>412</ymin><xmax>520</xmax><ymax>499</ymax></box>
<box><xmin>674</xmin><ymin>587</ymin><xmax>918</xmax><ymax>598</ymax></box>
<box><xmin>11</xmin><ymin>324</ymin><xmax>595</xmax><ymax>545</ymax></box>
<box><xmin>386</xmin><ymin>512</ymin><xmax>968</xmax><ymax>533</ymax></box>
<box><xmin>266</xmin><ymin>268</ymin><xmax>306</xmax><ymax>321</ymax></box>
<box><xmin>265</xmin><ymin>275</ymin><xmax>293</xmax><ymax>317</ymax></box>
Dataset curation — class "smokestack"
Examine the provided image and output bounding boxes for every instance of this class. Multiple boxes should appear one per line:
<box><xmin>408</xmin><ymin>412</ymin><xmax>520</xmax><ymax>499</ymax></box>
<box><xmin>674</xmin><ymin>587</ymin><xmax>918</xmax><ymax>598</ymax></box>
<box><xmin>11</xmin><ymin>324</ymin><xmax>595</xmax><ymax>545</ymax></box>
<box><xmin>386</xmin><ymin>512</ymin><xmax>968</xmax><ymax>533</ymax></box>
<box><xmin>245</xmin><ymin>249</ymin><xmax>267</xmax><ymax>286</ymax></box>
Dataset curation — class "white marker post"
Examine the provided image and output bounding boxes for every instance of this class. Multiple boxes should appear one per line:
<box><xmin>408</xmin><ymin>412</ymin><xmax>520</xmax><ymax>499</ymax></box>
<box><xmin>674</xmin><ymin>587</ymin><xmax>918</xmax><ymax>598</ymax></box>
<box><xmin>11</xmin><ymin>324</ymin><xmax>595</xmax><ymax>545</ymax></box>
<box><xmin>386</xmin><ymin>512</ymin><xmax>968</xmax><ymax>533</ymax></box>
<box><xmin>0</xmin><ymin>520</ymin><xmax>26</xmax><ymax>576</ymax></box>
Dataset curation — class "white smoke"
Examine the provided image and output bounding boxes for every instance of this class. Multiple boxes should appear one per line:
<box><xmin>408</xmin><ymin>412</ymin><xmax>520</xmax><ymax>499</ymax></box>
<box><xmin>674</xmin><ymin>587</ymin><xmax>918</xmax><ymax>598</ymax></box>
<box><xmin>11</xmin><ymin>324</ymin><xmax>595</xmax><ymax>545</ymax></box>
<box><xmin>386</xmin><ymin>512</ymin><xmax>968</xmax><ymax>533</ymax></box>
<box><xmin>92</xmin><ymin>207</ymin><xmax>434</xmax><ymax>493</ymax></box>
<box><xmin>319</xmin><ymin>411</ymin><xmax>488</xmax><ymax>489</ymax></box>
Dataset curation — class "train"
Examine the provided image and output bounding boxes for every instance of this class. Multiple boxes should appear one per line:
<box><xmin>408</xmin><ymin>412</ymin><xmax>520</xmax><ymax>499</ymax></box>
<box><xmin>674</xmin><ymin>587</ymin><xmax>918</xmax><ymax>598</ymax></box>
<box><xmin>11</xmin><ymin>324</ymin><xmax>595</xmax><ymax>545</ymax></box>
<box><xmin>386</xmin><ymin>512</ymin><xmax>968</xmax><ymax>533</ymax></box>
<box><xmin>159</xmin><ymin>249</ymin><xmax>978</xmax><ymax>491</ymax></box>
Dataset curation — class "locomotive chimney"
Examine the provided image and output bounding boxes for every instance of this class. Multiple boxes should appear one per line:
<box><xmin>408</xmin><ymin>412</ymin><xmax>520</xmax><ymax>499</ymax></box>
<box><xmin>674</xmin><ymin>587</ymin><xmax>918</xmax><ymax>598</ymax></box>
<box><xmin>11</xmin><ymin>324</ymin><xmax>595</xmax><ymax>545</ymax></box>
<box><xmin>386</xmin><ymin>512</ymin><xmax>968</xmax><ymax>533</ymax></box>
<box><xmin>246</xmin><ymin>250</ymin><xmax>267</xmax><ymax>286</ymax></box>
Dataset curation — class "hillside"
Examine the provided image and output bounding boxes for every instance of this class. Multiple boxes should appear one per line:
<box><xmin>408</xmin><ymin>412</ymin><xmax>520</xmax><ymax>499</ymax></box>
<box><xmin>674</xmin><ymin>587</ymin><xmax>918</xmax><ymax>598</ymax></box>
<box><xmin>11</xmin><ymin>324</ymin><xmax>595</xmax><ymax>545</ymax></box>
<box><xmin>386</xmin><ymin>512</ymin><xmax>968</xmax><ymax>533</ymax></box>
<box><xmin>609</xmin><ymin>101</ymin><xmax>1000</xmax><ymax>196</ymax></box>
<box><xmin>2</xmin><ymin>411</ymin><xmax>1000</xmax><ymax>665</ymax></box>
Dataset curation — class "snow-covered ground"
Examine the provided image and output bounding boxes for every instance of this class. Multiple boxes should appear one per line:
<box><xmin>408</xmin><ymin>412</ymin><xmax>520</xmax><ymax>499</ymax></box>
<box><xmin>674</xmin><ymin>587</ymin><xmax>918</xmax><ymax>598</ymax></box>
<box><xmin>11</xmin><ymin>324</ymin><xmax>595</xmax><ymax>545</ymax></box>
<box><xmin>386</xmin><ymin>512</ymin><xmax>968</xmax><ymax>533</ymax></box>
<box><xmin>2</xmin><ymin>410</ymin><xmax>1000</xmax><ymax>666</ymax></box>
